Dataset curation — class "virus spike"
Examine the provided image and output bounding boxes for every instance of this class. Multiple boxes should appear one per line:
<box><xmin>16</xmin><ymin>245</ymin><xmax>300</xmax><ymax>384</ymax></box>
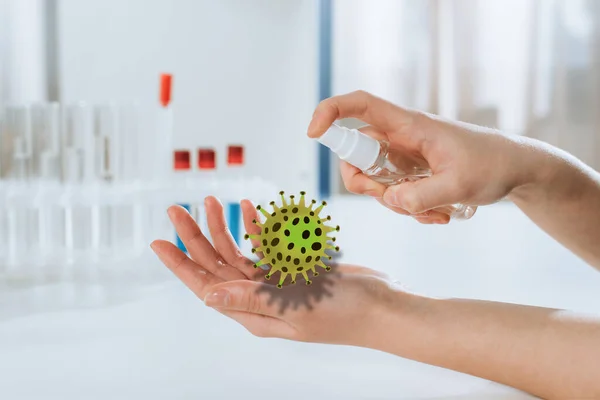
<box><xmin>280</xmin><ymin>191</ymin><xmax>288</xmax><ymax>207</ymax></box>
<box><xmin>270</xmin><ymin>200</ymin><xmax>280</xmax><ymax>213</ymax></box>
<box><xmin>313</xmin><ymin>201</ymin><xmax>327</xmax><ymax>216</ymax></box>
<box><xmin>325</xmin><ymin>243</ymin><xmax>339</xmax><ymax>252</ymax></box>
<box><xmin>321</xmin><ymin>225</ymin><xmax>340</xmax><ymax>234</ymax></box>
<box><xmin>289</xmin><ymin>195</ymin><xmax>296</xmax><ymax>206</ymax></box>
<box><xmin>309</xmin><ymin>199</ymin><xmax>317</xmax><ymax>210</ymax></box>
<box><xmin>251</xmin><ymin>246</ymin><xmax>266</xmax><ymax>254</ymax></box>
<box><xmin>254</xmin><ymin>258</ymin><xmax>268</xmax><ymax>268</ymax></box>
<box><xmin>251</xmin><ymin>219</ymin><xmax>264</xmax><ymax>228</ymax></box>
<box><xmin>244</xmin><ymin>233</ymin><xmax>260</xmax><ymax>241</ymax></box>
<box><xmin>256</xmin><ymin>205</ymin><xmax>270</xmax><ymax>218</ymax></box>
<box><xmin>300</xmin><ymin>270</ymin><xmax>309</xmax><ymax>282</ymax></box>
<box><xmin>277</xmin><ymin>270</ymin><xmax>288</xmax><ymax>288</ymax></box>
<box><xmin>299</xmin><ymin>191</ymin><xmax>306</xmax><ymax>207</ymax></box>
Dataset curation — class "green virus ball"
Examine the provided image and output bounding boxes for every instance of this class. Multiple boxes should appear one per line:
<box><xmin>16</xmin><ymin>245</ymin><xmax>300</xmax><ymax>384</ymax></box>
<box><xmin>244</xmin><ymin>191</ymin><xmax>340</xmax><ymax>288</ymax></box>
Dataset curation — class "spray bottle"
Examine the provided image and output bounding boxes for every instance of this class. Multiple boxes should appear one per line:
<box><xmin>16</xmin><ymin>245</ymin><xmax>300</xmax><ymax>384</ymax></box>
<box><xmin>317</xmin><ymin>124</ymin><xmax>475</xmax><ymax>220</ymax></box>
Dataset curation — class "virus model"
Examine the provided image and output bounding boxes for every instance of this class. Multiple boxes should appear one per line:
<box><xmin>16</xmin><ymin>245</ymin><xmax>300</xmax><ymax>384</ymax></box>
<box><xmin>244</xmin><ymin>191</ymin><xmax>340</xmax><ymax>288</ymax></box>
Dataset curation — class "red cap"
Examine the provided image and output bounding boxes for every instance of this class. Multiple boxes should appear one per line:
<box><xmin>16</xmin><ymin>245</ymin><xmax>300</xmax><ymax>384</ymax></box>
<box><xmin>227</xmin><ymin>145</ymin><xmax>244</xmax><ymax>166</ymax></box>
<box><xmin>160</xmin><ymin>73</ymin><xmax>172</xmax><ymax>107</ymax></box>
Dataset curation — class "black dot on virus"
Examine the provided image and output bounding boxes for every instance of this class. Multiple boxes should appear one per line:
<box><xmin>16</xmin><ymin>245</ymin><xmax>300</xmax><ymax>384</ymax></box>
<box><xmin>293</xmin><ymin>258</ymin><xmax>300</xmax><ymax>265</ymax></box>
<box><xmin>284</xmin><ymin>216</ymin><xmax>288</xmax><ymax>221</ymax></box>
<box><xmin>301</xmin><ymin>247</ymin><xmax>306</xmax><ymax>254</ymax></box>
<box><xmin>292</xmin><ymin>217</ymin><xmax>300</xmax><ymax>225</ymax></box>
<box><xmin>251</xmin><ymin>248</ymin><xmax>256</xmax><ymax>253</ymax></box>
<box><xmin>266</xmin><ymin>248</ymin><xmax>271</xmax><ymax>254</ymax></box>
<box><xmin>271</xmin><ymin>258</ymin><xmax>276</xmax><ymax>264</ymax></box>
<box><xmin>244</xmin><ymin>234</ymin><xmax>249</xmax><ymax>239</ymax></box>
<box><xmin>271</xmin><ymin>238</ymin><xmax>280</xmax><ymax>246</ymax></box>
<box><xmin>317</xmin><ymin>220</ymin><xmax>321</xmax><ymax>224</ymax></box>
<box><xmin>277</xmin><ymin>252</ymin><xmax>283</xmax><ymax>261</ymax></box>
<box><xmin>316</xmin><ymin>256</ymin><xmax>321</xmax><ymax>261</ymax></box>
<box><xmin>310</xmin><ymin>211</ymin><xmax>314</xmax><ymax>216</ymax></box>
<box><xmin>284</xmin><ymin>229</ymin><xmax>290</xmax><ymax>236</ymax></box>
<box><xmin>272</xmin><ymin>212</ymin><xmax>276</xmax><ymax>217</ymax></box>
<box><xmin>282</xmin><ymin>267</ymin><xmax>288</xmax><ymax>273</ymax></box>
<box><xmin>306</xmin><ymin>255</ymin><xmax>312</xmax><ymax>263</ymax></box>
<box><xmin>292</xmin><ymin>207</ymin><xmax>298</xmax><ymax>213</ymax></box>
<box><xmin>281</xmin><ymin>208</ymin><xmax>288</xmax><ymax>214</ymax></box>
<box><xmin>303</xmin><ymin>216</ymin><xmax>310</xmax><ymax>224</ymax></box>
<box><xmin>315</xmin><ymin>228</ymin><xmax>322</xmax><ymax>236</ymax></box>
<box><xmin>297</xmin><ymin>266</ymin><xmax>304</xmax><ymax>271</ymax></box>
<box><xmin>264</xmin><ymin>227</ymin><xmax>269</xmax><ymax>234</ymax></box>
<box><xmin>300</xmin><ymin>191</ymin><xmax>306</xmax><ymax>195</ymax></box>
<box><xmin>262</xmin><ymin>239</ymin><xmax>267</xmax><ymax>246</ymax></box>
<box><xmin>287</xmin><ymin>242</ymin><xmax>294</xmax><ymax>250</ymax></box>
<box><xmin>273</xmin><ymin>222</ymin><xmax>281</xmax><ymax>232</ymax></box>
<box><xmin>286</xmin><ymin>255</ymin><xmax>291</xmax><ymax>262</ymax></box>
<box><xmin>256</xmin><ymin>205</ymin><xmax>262</xmax><ymax>210</ymax></box>
<box><xmin>312</xmin><ymin>242</ymin><xmax>322</xmax><ymax>251</ymax></box>
<box><xmin>302</xmin><ymin>230</ymin><xmax>310</xmax><ymax>239</ymax></box>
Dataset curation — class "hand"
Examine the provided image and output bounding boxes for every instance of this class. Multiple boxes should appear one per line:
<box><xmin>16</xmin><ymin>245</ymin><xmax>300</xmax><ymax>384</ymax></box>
<box><xmin>307</xmin><ymin>91</ymin><xmax>533</xmax><ymax>224</ymax></box>
<box><xmin>150</xmin><ymin>196</ymin><xmax>412</xmax><ymax>346</ymax></box>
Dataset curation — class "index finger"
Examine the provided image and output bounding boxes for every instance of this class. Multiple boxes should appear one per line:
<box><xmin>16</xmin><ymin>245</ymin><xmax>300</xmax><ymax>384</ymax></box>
<box><xmin>307</xmin><ymin>90</ymin><xmax>415</xmax><ymax>139</ymax></box>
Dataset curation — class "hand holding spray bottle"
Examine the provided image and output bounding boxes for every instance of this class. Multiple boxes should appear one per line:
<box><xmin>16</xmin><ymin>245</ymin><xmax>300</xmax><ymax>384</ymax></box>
<box><xmin>317</xmin><ymin>124</ymin><xmax>476</xmax><ymax>220</ymax></box>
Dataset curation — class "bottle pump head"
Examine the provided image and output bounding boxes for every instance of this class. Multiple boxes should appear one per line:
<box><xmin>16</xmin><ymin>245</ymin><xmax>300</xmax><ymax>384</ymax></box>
<box><xmin>317</xmin><ymin>124</ymin><xmax>381</xmax><ymax>171</ymax></box>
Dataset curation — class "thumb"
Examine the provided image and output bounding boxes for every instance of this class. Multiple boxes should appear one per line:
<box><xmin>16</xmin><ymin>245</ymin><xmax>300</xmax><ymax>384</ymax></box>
<box><xmin>382</xmin><ymin>174</ymin><xmax>462</xmax><ymax>214</ymax></box>
<box><xmin>204</xmin><ymin>280</ymin><xmax>275</xmax><ymax>317</ymax></box>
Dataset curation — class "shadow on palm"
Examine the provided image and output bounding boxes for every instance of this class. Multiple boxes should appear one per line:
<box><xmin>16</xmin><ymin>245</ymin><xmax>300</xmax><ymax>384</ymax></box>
<box><xmin>251</xmin><ymin>249</ymin><xmax>344</xmax><ymax>315</ymax></box>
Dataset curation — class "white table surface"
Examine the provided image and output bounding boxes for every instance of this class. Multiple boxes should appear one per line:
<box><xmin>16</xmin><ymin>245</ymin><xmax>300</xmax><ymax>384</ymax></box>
<box><xmin>1</xmin><ymin>196</ymin><xmax>599</xmax><ymax>400</ymax></box>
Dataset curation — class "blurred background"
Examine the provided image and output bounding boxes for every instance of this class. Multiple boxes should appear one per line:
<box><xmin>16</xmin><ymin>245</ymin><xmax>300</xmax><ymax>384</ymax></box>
<box><xmin>1</xmin><ymin>0</ymin><xmax>599</xmax><ymax>195</ymax></box>
<box><xmin>0</xmin><ymin>1</ymin><xmax>599</xmax><ymax>399</ymax></box>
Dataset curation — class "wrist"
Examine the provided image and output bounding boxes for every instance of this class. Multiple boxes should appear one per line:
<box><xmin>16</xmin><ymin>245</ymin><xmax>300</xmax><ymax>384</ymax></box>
<box><xmin>358</xmin><ymin>285</ymin><xmax>441</xmax><ymax>358</ymax></box>
<box><xmin>506</xmin><ymin>136</ymin><xmax>562</xmax><ymax>203</ymax></box>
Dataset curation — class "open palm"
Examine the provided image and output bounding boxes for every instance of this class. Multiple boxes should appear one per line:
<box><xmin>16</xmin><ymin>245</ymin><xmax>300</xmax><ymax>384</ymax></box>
<box><xmin>150</xmin><ymin>196</ymin><xmax>406</xmax><ymax>346</ymax></box>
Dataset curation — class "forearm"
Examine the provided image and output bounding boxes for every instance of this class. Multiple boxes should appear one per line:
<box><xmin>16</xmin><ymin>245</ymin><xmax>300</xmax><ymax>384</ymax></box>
<box><xmin>508</xmin><ymin>136</ymin><xmax>600</xmax><ymax>269</ymax></box>
<box><xmin>369</xmin><ymin>293</ymin><xmax>600</xmax><ymax>399</ymax></box>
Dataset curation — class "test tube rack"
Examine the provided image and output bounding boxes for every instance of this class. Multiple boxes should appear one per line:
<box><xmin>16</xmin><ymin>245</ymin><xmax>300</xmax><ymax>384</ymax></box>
<box><xmin>0</xmin><ymin>74</ymin><xmax>278</xmax><ymax>288</ymax></box>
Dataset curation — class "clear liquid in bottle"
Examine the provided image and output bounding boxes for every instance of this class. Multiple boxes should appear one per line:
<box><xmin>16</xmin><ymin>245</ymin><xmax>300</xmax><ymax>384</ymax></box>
<box><xmin>363</xmin><ymin>140</ymin><xmax>475</xmax><ymax>220</ymax></box>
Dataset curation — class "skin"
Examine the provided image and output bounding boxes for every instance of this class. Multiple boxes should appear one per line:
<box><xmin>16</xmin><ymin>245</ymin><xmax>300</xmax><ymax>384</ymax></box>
<box><xmin>151</xmin><ymin>90</ymin><xmax>600</xmax><ymax>399</ymax></box>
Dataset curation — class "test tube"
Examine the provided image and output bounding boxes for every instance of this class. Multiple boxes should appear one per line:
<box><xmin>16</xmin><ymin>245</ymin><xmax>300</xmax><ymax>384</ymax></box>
<box><xmin>62</xmin><ymin>104</ymin><xmax>93</xmax><ymax>258</ymax></box>
<box><xmin>3</xmin><ymin>106</ymin><xmax>33</xmax><ymax>181</ymax></box>
<box><xmin>31</xmin><ymin>103</ymin><xmax>65</xmax><ymax>259</ymax></box>
<box><xmin>31</xmin><ymin>103</ymin><xmax>62</xmax><ymax>181</ymax></box>
<box><xmin>118</xmin><ymin>104</ymin><xmax>145</xmax><ymax>254</ymax></box>
<box><xmin>62</xmin><ymin>103</ymin><xmax>93</xmax><ymax>183</ymax></box>
<box><xmin>2</xmin><ymin>106</ymin><xmax>36</xmax><ymax>272</ymax></box>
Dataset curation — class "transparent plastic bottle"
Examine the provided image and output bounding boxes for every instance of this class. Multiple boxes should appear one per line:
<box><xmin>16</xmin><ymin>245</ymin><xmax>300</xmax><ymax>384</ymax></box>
<box><xmin>317</xmin><ymin>124</ymin><xmax>476</xmax><ymax>220</ymax></box>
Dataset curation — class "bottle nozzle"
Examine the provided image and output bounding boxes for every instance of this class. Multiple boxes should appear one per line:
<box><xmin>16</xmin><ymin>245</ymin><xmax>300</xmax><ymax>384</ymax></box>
<box><xmin>316</xmin><ymin>124</ymin><xmax>380</xmax><ymax>171</ymax></box>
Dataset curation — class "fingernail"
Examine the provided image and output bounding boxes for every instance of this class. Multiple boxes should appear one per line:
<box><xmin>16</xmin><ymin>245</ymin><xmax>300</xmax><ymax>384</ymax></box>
<box><xmin>149</xmin><ymin>242</ymin><xmax>160</xmax><ymax>254</ymax></box>
<box><xmin>167</xmin><ymin>207</ymin><xmax>175</xmax><ymax>219</ymax></box>
<box><xmin>383</xmin><ymin>190</ymin><xmax>400</xmax><ymax>207</ymax></box>
<box><xmin>204</xmin><ymin>290</ymin><xmax>230</xmax><ymax>308</ymax></box>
